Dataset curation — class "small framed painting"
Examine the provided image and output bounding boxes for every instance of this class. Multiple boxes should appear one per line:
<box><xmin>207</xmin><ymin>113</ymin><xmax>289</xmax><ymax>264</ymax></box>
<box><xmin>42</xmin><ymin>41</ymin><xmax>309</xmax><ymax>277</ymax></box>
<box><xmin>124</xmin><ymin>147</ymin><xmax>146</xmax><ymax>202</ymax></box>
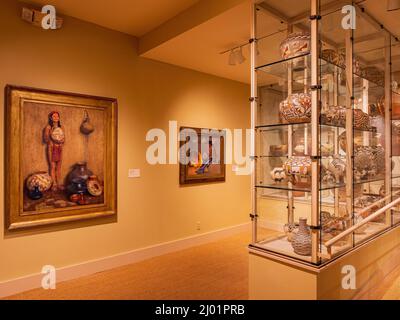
<box><xmin>179</xmin><ymin>127</ymin><xmax>226</xmax><ymax>185</ymax></box>
<box><xmin>4</xmin><ymin>85</ymin><xmax>117</xmax><ymax>230</ymax></box>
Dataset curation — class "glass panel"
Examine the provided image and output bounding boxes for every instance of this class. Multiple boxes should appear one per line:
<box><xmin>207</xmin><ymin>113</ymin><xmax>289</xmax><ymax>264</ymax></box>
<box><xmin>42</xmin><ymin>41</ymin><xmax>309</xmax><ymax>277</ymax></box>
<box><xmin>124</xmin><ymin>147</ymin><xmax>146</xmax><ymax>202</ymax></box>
<box><xmin>352</xmin><ymin>9</ymin><xmax>391</xmax><ymax>245</ymax></box>
<box><xmin>319</xmin><ymin>1</ymin><xmax>354</xmax><ymax>259</ymax></box>
<box><xmin>255</xmin><ymin>188</ymin><xmax>313</xmax><ymax>263</ymax></box>
<box><xmin>392</xmin><ymin>36</ymin><xmax>400</xmax><ymax>226</ymax></box>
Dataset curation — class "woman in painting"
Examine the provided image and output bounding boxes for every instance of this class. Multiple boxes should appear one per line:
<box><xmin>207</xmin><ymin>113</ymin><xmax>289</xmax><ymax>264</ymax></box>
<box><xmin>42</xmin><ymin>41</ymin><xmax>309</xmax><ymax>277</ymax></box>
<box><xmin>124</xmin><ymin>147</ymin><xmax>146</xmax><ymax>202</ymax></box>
<box><xmin>44</xmin><ymin>111</ymin><xmax>65</xmax><ymax>191</ymax></box>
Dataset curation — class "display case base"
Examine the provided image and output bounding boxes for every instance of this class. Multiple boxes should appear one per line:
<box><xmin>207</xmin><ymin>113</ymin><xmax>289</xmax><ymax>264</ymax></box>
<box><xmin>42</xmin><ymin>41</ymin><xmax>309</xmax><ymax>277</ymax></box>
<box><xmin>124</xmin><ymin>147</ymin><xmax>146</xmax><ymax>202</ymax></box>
<box><xmin>249</xmin><ymin>225</ymin><xmax>400</xmax><ymax>300</ymax></box>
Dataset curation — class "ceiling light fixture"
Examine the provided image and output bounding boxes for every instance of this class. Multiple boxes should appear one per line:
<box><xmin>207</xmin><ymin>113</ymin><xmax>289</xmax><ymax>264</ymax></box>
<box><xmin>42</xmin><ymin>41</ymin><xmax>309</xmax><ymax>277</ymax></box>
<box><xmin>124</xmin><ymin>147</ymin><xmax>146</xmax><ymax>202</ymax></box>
<box><xmin>388</xmin><ymin>0</ymin><xmax>400</xmax><ymax>11</ymax></box>
<box><xmin>228</xmin><ymin>47</ymin><xmax>246</xmax><ymax>66</ymax></box>
<box><xmin>228</xmin><ymin>49</ymin><xmax>237</xmax><ymax>66</ymax></box>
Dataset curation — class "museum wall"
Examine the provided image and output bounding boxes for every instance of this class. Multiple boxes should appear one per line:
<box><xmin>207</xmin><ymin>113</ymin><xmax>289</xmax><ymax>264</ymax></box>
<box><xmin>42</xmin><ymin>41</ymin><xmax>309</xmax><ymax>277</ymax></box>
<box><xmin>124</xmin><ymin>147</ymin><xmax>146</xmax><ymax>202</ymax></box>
<box><xmin>0</xmin><ymin>0</ymin><xmax>250</xmax><ymax>282</ymax></box>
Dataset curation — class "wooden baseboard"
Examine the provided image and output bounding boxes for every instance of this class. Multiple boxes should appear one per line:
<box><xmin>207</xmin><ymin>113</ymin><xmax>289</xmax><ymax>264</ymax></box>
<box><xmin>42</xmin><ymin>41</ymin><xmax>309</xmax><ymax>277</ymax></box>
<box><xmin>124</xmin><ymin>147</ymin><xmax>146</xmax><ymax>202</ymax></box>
<box><xmin>0</xmin><ymin>222</ymin><xmax>251</xmax><ymax>299</ymax></box>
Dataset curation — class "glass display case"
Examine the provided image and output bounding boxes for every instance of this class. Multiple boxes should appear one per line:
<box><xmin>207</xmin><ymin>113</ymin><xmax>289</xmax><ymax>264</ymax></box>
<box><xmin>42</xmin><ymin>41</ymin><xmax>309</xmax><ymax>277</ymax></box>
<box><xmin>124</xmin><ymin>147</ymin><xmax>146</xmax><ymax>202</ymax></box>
<box><xmin>250</xmin><ymin>0</ymin><xmax>400</xmax><ymax>265</ymax></box>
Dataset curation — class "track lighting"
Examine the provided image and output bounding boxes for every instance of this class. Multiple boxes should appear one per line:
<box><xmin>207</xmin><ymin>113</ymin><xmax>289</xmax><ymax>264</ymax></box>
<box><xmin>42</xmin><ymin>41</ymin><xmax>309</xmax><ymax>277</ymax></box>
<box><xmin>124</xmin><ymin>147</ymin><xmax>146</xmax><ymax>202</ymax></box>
<box><xmin>228</xmin><ymin>50</ymin><xmax>237</xmax><ymax>66</ymax></box>
<box><xmin>387</xmin><ymin>0</ymin><xmax>400</xmax><ymax>11</ymax></box>
<box><xmin>228</xmin><ymin>47</ymin><xmax>246</xmax><ymax>66</ymax></box>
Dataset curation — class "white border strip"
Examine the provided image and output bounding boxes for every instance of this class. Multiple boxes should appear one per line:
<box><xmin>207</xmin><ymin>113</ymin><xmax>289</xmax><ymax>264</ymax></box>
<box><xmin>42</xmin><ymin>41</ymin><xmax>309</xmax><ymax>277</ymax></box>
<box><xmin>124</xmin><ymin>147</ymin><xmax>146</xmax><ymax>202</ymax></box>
<box><xmin>0</xmin><ymin>222</ymin><xmax>251</xmax><ymax>299</ymax></box>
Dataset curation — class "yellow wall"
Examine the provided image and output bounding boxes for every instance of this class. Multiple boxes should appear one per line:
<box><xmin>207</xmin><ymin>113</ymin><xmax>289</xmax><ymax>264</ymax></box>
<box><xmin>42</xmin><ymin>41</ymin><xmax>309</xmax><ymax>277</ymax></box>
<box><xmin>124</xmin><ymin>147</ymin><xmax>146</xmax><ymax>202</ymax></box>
<box><xmin>0</xmin><ymin>0</ymin><xmax>250</xmax><ymax>282</ymax></box>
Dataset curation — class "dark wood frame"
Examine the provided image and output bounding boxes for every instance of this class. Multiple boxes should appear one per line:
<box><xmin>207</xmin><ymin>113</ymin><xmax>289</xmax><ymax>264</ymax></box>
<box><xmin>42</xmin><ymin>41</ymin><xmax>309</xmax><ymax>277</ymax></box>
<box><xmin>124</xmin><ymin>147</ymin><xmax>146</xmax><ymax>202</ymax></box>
<box><xmin>4</xmin><ymin>85</ymin><xmax>118</xmax><ymax>230</ymax></box>
<box><xmin>179</xmin><ymin>126</ymin><xmax>226</xmax><ymax>185</ymax></box>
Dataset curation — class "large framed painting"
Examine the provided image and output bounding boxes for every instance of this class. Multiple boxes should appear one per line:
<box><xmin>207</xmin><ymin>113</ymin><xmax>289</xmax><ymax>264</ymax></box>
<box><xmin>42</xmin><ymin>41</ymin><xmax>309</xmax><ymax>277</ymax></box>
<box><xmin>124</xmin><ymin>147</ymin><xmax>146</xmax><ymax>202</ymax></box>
<box><xmin>179</xmin><ymin>127</ymin><xmax>225</xmax><ymax>185</ymax></box>
<box><xmin>5</xmin><ymin>85</ymin><xmax>117</xmax><ymax>230</ymax></box>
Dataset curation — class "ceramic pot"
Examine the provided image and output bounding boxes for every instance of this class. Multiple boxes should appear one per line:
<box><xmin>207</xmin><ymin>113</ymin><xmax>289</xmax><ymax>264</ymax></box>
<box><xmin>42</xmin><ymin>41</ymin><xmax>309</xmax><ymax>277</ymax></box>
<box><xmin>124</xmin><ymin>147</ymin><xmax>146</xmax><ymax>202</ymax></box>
<box><xmin>283</xmin><ymin>157</ymin><xmax>311</xmax><ymax>177</ymax></box>
<box><xmin>321</xmin><ymin>105</ymin><xmax>346</xmax><ymax>127</ymax></box>
<box><xmin>26</xmin><ymin>172</ymin><xmax>53</xmax><ymax>193</ymax></box>
<box><xmin>280</xmin><ymin>32</ymin><xmax>310</xmax><ymax>60</ymax></box>
<box><xmin>66</xmin><ymin>162</ymin><xmax>93</xmax><ymax>195</ymax></box>
<box><xmin>369</xmin><ymin>96</ymin><xmax>385</xmax><ymax>117</ymax></box>
<box><xmin>321</xmin><ymin>211</ymin><xmax>332</xmax><ymax>228</ymax></box>
<box><xmin>291</xmin><ymin>218</ymin><xmax>312</xmax><ymax>256</ymax></box>
<box><xmin>284</xmin><ymin>223</ymin><xmax>298</xmax><ymax>242</ymax></box>
<box><xmin>67</xmin><ymin>178</ymin><xmax>87</xmax><ymax>195</ymax></box>
<box><xmin>270</xmin><ymin>167</ymin><xmax>286</xmax><ymax>183</ymax></box>
<box><xmin>393</xmin><ymin>120</ymin><xmax>400</xmax><ymax>135</ymax></box>
<box><xmin>87</xmin><ymin>175</ymin><xmax>103</xmax><ymax>197</ymax></box>
<box><xmin>327</xmin><ymin>156</ymin><xmax>346</xmax><ymax>183</ymax></box>
<box><xmin>353</xmin><ymin>109</ymin><xmax>371</xmax><ymax>130</ymax></box>
<box><xmin>68</xmin><ymin>162</ymin><xmax>93</xmax><ymax>182</ymax></box>
<box><xmin>80</xmin><ymin>110</ymin><xmax>95</xmax><ymax>135</ymax></box>
<box><xmin>279</xmin><ymin>93</ymin><xmax>311</xmax><ymax>123</ymax></box>
<box><xmin>354</xmin><ymin>146</ymin><xmax>385</xmax><ymax>175</ymax></box>
<box><xmin>28</xmin><ymin>185</ymin><xmax>43</xmax><ymax>200</ymax></box>
<box><xmin>321</xmin><ymin>49</ymin><xmax>345</xmax><ymax>69</ymax></box>
<box><xmin>50</xmin><ymin>127</ymin><xmax>65</xmax><ymax>144</ymax></box>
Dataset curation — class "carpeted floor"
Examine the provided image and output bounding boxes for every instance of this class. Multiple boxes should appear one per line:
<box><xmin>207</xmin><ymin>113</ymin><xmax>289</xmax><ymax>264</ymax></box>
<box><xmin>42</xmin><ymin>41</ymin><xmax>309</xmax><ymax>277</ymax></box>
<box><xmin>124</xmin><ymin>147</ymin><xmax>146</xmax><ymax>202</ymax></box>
<box><xmin>6</xmin><ymin>232</ymin><xmax>257</xmax><ymax>300</ymax></box>
<box><xmin>5</xmin><ymin>230</ymin><xmax>400</xmax><ymax>300</ymax></box>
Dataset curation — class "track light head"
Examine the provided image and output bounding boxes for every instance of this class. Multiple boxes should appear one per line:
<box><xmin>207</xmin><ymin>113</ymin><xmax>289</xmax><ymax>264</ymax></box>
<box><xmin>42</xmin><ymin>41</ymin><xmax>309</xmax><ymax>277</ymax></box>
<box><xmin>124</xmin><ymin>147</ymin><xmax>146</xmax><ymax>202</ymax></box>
<box><xmin>228</xmin><ymin>50</ymin><xmax>237</xmax><ymax>66</ymax></box>
<box><xmin>228</xmin><ymin>47</ymin><xmax>246</xmax><ymax>66</ymax></box>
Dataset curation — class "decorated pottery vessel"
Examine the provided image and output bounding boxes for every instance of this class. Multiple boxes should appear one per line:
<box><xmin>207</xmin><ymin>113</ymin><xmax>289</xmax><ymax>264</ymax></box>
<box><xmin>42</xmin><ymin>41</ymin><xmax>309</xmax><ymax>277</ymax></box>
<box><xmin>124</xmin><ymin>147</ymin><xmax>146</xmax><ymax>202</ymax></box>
<box><xmin>392</xmin><ymin>120</ymin><xmax>400</xmax><ymax>135</ymax></box>
<box><xmin>284</xmin><ymin>222</ymin><xmax>298</xmax><ymax>242</ymax></box>
<box><xmin>354</xmin><ymin>146</ymin><xmax>385</xmax><ymax>175</ymax></box>
<box><xmin>353</xmin><ymin>109</ymin><xmax>371</xmax><ymax>130</ymax></box>
<box><xmin>327</xmin><ymin>156</ymin><xmax>346</xmax><ymax>183</ymax></box>
<box><xmin>50</xmin><ymin>127</ymin><xmax>65</xmax><ymax>144</ymax></box>
<box><xmin>291</xmin><ymin>218</ymin><xmax>312</xmax><ymax>256</ymax></box>
<box><xmin>280</xmin><ymin>32</ymin><xmax>310</xmax><ymax>60</ymax></box>
<box><xmin>321</xmin><ymin>105</ymin><xmax>346</xmax><ymax>127</ymax></box>
<box><xmin>321</xmin><ymin>211</ymin><xmax>332</xmax><ymax>225</ymax></box>
<box><xmin>369</xmin><ymin>96</ymin><xmax>385</xmax><ymax>117</ymax></box>
<box><xmin>279</xmin><ymin>93</ymin><xmax>311</xmax><ymax>123</ymax></box>
<box><xmin>321</xmin><ymin>49</ymin><xmax>345</xmax><ymax>69</ymax></box>
<box><xmin>26</xmin><ymin>172</ymin><xmax>53</xmax><ymax>193</ymax></box>
<box><xmin>283</xmin><ymin>156</ymin><xmax>311</xmax><ymax>177</ymax></box>
<box><xmin>270</xmin><ymin>167</ymin><xmax>286</xmax><ymax>183</ymax></box>
<box><xmin>87</xmin><ymin>175</ymin><xmax>103</xmax><ymax>197</ymax></box>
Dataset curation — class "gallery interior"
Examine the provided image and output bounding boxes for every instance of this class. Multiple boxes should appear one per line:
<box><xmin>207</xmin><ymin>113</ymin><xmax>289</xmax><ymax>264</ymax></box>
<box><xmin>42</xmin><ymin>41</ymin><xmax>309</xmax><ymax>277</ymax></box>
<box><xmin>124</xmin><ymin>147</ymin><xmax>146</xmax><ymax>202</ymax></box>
<box><xmin>1</xmin><ymin>0</ymin><xmax>400</xmax><ymax>300</ymax></box>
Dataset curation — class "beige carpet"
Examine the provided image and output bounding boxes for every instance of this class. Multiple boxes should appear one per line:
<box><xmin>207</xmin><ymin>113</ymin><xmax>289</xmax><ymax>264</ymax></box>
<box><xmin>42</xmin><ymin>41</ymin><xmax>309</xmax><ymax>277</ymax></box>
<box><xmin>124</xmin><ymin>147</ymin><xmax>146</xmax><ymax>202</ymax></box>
<box><xmin>5</xmin><ymin>230</ymin><xmax>400</xmax><ymax>300</ymax></box>
<box><xmin>6</xmin><ymin>232</ymin><xmax>259</xmax><ymax>300</ymax></box>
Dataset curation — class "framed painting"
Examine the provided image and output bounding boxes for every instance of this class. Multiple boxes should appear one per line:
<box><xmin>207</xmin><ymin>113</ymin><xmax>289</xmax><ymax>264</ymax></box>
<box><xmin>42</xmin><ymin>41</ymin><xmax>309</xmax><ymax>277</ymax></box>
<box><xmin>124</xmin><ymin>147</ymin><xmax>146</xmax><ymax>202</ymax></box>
<box><xmin>4</xmin><ymin>85</ymin><xmax>117</xmax><ymax>230</ymax></box>
<box><xmin>179</xmin><ymin>127</ymin><xmax>226</xmax><ymax>185</ymax></box>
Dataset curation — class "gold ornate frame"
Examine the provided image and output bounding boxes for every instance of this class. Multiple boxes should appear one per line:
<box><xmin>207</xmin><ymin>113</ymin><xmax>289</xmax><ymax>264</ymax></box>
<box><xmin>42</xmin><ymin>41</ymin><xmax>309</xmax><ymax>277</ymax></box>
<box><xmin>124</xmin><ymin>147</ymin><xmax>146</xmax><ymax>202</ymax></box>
<box><xmin>4</xmin><ymin>85</ymin><xmax>118</xmax><ymax>230</ymax></box>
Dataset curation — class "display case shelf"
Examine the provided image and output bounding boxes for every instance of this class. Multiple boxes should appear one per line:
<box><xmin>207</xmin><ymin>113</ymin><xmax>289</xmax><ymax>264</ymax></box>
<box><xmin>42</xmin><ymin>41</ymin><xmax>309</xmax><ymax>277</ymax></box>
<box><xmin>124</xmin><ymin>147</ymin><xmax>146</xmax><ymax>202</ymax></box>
<box><xmin>256</xmin><ymin>122</ymin><xmax>378</xmax><ymax>133</ymax></box>
<box><xmin>256</xmin><ymin>53</ymin><xmax>387</xmax><ymax>93</ymax></box>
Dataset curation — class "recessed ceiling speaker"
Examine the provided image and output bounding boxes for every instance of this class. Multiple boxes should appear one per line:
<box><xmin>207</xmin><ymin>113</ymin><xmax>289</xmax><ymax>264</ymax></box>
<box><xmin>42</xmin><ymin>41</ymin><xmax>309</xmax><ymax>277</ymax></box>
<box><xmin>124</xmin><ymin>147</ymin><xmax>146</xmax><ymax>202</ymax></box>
<box><xmin>387</xmin><ymin>0</ymin><xmax>400</xmax><ymax>11</ymax></box>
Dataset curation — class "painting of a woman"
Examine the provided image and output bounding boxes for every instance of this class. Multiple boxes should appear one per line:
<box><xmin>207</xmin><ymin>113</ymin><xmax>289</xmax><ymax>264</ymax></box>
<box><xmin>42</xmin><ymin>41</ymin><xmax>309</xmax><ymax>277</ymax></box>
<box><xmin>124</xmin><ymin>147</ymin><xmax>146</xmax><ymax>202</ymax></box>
<box><xmin>44</xmin><ymin>111</ymin><xmax>65</xmax><ymax>191</ymax></box>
